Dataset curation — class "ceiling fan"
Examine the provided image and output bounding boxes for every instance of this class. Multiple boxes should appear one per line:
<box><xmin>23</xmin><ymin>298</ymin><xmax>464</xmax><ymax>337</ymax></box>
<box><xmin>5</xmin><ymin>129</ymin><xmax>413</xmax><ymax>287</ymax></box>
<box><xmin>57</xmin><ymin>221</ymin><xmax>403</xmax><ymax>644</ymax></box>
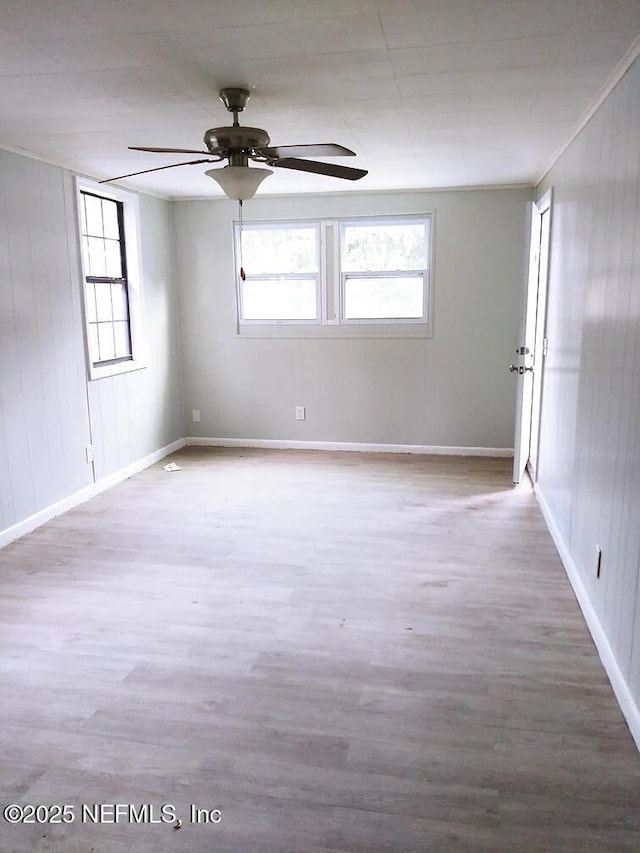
<box><xmin>100</xmin><ymin>87</ymin><xmax>368</xmax><ymax>199</ymax></box>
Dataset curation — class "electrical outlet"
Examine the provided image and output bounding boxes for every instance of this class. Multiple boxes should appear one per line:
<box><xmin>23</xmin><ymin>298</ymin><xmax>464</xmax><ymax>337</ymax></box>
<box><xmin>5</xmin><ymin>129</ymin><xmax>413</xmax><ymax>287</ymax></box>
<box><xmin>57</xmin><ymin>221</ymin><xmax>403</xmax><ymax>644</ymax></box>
<box><xmin>295</xmin><ymin>406</ymin><xmax>306</xmax><ymax>421</ymax></box>
<box><xmin>595</xmin><ymin>545</ymin><xmax>602</xmax><ymax>579</ymax></box>
<box><xmin>192</xmin><ymin>409</ymin><xmax>201</xmax><ymax>423</ymax></box>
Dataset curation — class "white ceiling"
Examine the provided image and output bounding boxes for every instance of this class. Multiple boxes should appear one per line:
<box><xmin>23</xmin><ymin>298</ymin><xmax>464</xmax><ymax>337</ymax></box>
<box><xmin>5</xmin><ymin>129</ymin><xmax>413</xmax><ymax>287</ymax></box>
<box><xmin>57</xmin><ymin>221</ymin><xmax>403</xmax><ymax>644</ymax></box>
<box><xmin>0</xmin><ymin>0</ymin><xmax>639</xmax><ymax>199</ymax></box>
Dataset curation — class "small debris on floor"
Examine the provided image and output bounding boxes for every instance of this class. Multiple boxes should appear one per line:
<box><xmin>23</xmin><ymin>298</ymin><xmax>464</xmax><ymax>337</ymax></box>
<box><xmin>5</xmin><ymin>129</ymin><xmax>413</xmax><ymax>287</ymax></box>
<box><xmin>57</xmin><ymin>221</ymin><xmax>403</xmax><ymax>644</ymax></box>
<box><xmin>163</xmin><ymin>462</ymin><xmax>182</xmax><ymax>472</ymax></box>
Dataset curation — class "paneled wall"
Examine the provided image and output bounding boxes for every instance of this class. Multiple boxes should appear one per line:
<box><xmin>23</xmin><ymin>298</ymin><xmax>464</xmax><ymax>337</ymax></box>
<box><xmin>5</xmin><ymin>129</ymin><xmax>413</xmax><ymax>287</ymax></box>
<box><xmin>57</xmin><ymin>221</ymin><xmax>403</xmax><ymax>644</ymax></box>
<box><xmin>0</xmin><ymin>149</ymin><xmax>183</xmax><ymax>539</ymax></box>
<box><xmin>0</xmin><ymin>151</ymin><xmax>92</xmax><ymax>532</ymax></box>
<box><xmin>173</xmin><ymin>188</ymin><xmax>530</xmax><ymax>449</ymax></box>
<box><xmin>87</xmin><ymin>195</ymin><xmax>183</xmax><ymax>481</ymax></box>
<box><xmin>536</xmin><ymin>58</ymin><xmax>640</xmax><ymax>722</ymax></box>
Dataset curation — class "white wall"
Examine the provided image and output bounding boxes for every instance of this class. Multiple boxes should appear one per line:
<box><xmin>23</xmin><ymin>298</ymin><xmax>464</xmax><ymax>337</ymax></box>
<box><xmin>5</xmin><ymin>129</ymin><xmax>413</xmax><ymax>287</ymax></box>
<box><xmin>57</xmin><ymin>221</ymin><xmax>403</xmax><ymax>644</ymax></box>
<box><xmin>0</xmin><ymin>149</ymin><xmax>183</xmax><ymax>540</ymax></box>
<box><xmin>536</xmin><ymin>58</ymin><xmax>640</xmax><ymax>733</ymax></box>
<box><xmin>173</xmin><ymin>188</ymin><xmax>530</xmax><ymax>449</ymax></box>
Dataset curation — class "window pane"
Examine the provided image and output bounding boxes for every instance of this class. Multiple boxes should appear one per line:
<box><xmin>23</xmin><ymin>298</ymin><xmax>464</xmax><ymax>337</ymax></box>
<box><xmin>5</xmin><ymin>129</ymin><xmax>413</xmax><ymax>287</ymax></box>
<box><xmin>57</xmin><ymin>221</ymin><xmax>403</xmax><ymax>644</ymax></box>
<box><xmin>111</xmin><ymin>282</ymin><xmax>129</xmax><ymax>321</ymax></box>
<box><xmin>97</xmin><ymin>323</ymin><xmax>116</xmax><ymax>361</ymax></box>
<box><xmin>83</xmin><ymin>237</ymin><xmax>91</xmax><ymax>274</ymax></box>
<box><xmin>105</xmin><ymin>239</ymin><xmax>122</xmax><ymax>277</ymax></box>
<box><xmin>95</xmin><ymin>282</ymin><xmax>113</xmax><ymax>322</ymax></box>
<box><xmin>113</xmin><ymin>321</ymin><xmax>131</xmax><ymax>358</ymax></box>
<box><xmin>102</xmin><ymin>198</ymin><xmax>120</xmax><ymax>239</ymax></box>
<box><xmin>84</xmin><ymin>194</ymin><xmax>104</xmax><ymax>237</ymax></box>
<box><xmin>85</xmin><ymin>281</ymin><xmax>97</xmax><ymax>322</ymax></box>
<box><xmin>80</xmin><ymin>195</ymin><xmax>87</xmax><ymax>235</ymax></box>
<box><xmin>241</xmin><ymin>226</ymin><xmax>318</xmax><ymax>274</ymax></box>
<box><xmin>87</xmin><ymin>237</ymin><xmax>107</xmax><ymax>277</ymax></box>
<box><xmin>242</xmin><ymin>278</ymin><xmax>317</xmax><ymax>320</ymax></box>
<box><xmin>341</xmin><ymin>222</ymin><xmax>426</xmax><ymax>272</ymax></box>
<box><xmin>344</xmin><ymin>276</ymin><xmax>424</xmax><ymax>319</ymax></box>
<box><xmin>88</xmin><ymin>324</ymin><xmax>99</xmax><ymax>363</ymax></box>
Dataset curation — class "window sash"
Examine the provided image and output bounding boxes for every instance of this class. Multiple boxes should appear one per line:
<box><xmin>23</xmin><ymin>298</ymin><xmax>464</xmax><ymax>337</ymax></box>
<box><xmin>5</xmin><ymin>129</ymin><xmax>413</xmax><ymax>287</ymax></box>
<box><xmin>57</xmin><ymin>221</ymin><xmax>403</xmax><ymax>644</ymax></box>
<box><xmin>235</xmin><ymin>221</ymin><xmax>322</xmax><ymax>324</ymax></box>
<box><xmin>236</xmin><ymin>221</ymin><xmax>320</xmax><ymax>277</ymax></box>
<box><xmin>340</xmin><ymin>270</ymin><xmax>428</xmax><ymax>323</ymax></box>
<box><xmin>238</xmin><ymin>273</ymin><xmax>322</xmax><ymax>324</ymax></box>
<box><xmin>85</xmin><ymin>276</ymin><xmax>133</xmax><ymax>365</ymax></box>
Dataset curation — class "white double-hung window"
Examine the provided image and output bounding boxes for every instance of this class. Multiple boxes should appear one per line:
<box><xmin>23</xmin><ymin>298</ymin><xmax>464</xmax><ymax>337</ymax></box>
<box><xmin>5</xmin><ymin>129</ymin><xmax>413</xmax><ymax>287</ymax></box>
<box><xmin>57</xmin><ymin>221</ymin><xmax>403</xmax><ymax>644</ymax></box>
<box><xmin>237</xmin><ymin>222</ymin><xmax>321</xmax><ymax>323</ymax></box>
<box><xmin>235</xmin><ymin>214</ymin><xmax>432</xmax><ymax>336</ymax></box>
<box><xmin>339</xmin><ymin>218</ymin><xmax>429</xmax><ymax>323</ymax></box>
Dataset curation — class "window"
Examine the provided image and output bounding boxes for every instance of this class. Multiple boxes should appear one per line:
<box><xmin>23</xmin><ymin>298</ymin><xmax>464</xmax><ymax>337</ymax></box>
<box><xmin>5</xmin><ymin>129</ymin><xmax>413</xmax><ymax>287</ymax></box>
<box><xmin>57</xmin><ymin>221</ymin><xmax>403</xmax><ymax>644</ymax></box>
<box><xmin>340</xmin><ymin>219</ymin><xmax>429</xmax><ymax>322</ymax></box>
<box><xmin>76</xmin><ymin>179</ymin><xmax>144</xmax><ymax>379</ymax></box>
<box><xmin>234</xmin><ymin>215</ymin><xmax>431</xmax><ymax>336</ymax></box>
<box><xmin>237</xmin><ymin>223</ymin><xmax>320</xmax><ymax>322</ymax></box>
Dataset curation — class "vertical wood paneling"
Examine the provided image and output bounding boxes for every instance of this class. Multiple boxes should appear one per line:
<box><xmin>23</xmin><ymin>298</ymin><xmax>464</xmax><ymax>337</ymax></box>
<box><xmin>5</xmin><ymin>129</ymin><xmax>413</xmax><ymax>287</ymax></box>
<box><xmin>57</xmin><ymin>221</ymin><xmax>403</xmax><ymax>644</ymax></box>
<box><xmin>537</xmin><ymin>58</ymin><xmax>640</xmax><ymax>717</ymax></box>
<box><xmin>87</xmin><ymin>194</ymin><xmax>183</xmax><ymax>482</ymax></box>
<box><xmin>0</xmin><ymin>150</ymin><xmax>92</xmax><ymax>531</ymax></box>
<box><xmin>0</xmin><ymin>150</ymin><xmax>183</xmax><ymax>539</ymax></box>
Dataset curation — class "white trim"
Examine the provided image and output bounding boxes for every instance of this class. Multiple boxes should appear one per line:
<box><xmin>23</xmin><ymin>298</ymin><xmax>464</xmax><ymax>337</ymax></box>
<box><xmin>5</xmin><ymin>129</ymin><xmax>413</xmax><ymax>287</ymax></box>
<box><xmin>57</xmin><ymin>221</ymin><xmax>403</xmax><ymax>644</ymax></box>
<box><xmin>536</xmin><ymin>187</ymin><xmax>552</xmax><ymax>216</ymax></box>
<box><xmin>0</xmin><ymin>146</ymin><xmax>172</xmax><ymax>200</ymax></box>
<box><xmin>535</xmin><ymin>484</ymin><xmax>640</xmax><ymax>752</ymax></box>
<box><xmin>174</xmin><ymin>183</ymin><xmax>535</xmax><ymax>203</ymax></box>
<box><xmin>235</xmin><ymin>323</ymin><xmax>431</xmax><ymax>339</ymax></box>
<box><xmin>0</xmin><ymin>439</ymin><xmax>185</xmax><ymax>550</ymax></box>
<box><xmin>93</xmin><ymin>438</ymin><xmax>185</xmax><ymax>494</ymax></box>
<box><xmin>537</xmin><ymin>34</ymin><xmax>640</xmax><ymax>185</ymax></box>
<box><xmin>75</xmin><ymin>177</ymin><xmax>147</xmax><ymax>381</ymax></box>
<box><xmin>0</xmin><ymin>483</ymin><xmax>97</xmax><ymax>551</ymax></box>
<box><xmin>185</xmin><ymin>437</ymin><xmax>513</xmax><ymax>456</ymax></box>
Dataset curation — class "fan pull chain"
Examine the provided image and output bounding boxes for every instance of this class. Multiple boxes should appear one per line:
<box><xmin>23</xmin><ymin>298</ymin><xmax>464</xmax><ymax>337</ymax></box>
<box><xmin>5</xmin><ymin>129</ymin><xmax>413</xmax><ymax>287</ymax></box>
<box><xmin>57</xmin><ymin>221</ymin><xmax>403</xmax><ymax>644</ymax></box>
<box><xmin>238</xmin><ymin>199</ymin><xmax>246</xmax><ymax>281</ymax></box>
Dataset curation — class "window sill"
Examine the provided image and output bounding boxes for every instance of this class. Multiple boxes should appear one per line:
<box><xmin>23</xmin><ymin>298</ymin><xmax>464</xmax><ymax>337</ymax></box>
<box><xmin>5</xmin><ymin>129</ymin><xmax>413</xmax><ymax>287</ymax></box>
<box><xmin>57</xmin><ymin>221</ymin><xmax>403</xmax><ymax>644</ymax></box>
<box><xmin>236</xmin><ymin>323</ymin><xmax>432</xmax><ymax>339</ymax></box>
<box><xmin>88</xmin><ymin>360</ymin><xmax>147</xmax><ymax>381</ymax></box>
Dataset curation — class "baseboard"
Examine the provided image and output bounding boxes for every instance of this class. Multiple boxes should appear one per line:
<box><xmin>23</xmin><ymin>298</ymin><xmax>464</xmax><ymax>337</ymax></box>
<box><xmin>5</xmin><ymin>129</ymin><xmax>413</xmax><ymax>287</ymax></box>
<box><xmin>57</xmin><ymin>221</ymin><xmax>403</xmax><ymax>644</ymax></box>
<box><xmin>535</xmin><ymin>484</ymin><xmax>640</xmax><ymax>752</ymax></box>
<box><xmin>0</xmin><ymin>438</ymin><xmax>185</xmax><ymax>550</ymax></box>
<box><xmin>93</xmin><ymin>437</ymin><xmax>186</xmax><ymax>494</ymax></box>
<box><xmin>0</xmin><ymin>482</ymin><xmax>97</xmax><ymax>550</ymax></box>
<box><xmin>185</xmin><ymin>437</ymin><xmax>514</xmax><ymax>457</ymax></box>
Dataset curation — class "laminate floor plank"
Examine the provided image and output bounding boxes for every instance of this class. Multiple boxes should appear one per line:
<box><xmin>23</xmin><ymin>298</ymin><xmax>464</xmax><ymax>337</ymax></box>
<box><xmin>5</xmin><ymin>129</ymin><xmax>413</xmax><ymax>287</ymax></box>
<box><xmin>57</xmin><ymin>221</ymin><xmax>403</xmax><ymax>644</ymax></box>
<box><xmin>0</xmin><ymin>447</ymin><xmax>638</xmax><ymax>852</ymax></box>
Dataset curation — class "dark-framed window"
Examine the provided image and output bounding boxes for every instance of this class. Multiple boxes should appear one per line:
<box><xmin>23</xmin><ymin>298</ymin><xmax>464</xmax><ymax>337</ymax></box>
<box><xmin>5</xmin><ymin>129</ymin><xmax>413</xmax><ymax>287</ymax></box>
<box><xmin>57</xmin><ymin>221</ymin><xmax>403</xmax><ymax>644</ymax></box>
<box><xmin>79</xmin><ymin>191</ymin><xmax>133</xmax><ymax>366</ymax></box>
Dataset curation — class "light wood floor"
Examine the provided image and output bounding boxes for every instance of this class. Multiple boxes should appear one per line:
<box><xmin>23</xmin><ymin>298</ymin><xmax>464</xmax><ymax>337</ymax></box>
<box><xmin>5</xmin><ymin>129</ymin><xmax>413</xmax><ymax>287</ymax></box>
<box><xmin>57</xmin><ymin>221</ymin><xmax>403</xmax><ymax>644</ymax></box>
<box><xmin>0</xmin><ymin>448</ymin><xmax>639</xmax><ymax>852</ymax></box>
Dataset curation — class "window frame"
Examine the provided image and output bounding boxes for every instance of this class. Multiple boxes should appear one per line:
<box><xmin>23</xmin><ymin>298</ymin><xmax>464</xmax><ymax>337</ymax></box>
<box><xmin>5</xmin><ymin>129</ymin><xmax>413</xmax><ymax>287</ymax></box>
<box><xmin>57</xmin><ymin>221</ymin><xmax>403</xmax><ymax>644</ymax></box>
<box><xmin>337</xmin><ymin>215</ymin><xmax>431</xmax><ymax>326</ymax></box>
<box><xmin>234</xmin><ymin>213</ymin><xmax>433</xmax><ymax>338</ymax></box>
<box><xmin>75</xmin><ymin>177</ymin><xmax>145</xmax><ymax>380</ymax></box>
<box><xmin>234</xmin><ymin>220</ymin><xmax>323</xmax><ymax>326</ymax></box>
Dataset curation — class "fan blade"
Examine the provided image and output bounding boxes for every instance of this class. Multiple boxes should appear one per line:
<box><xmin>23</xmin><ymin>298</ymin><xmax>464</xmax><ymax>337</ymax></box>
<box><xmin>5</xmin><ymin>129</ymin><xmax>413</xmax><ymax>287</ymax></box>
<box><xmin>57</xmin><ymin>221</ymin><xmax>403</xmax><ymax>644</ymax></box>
<box><xmin>259</xmin><ymin>143</ymin><xmax>355</xmax><ymax>159</ymax></box>
<box><xmin>99</xmin><ymin>158</ymin><xmax>219</xmax><ymax>184</ymax></box>
<box><xmin>270</xmin><ymin>158</ymin><xmax>367</xmax><ymax>181</ymax></box>
<box><xmin>129</xmin><ymin>145</ymin><xmax>214</xmax><ymax>155</ymax></box>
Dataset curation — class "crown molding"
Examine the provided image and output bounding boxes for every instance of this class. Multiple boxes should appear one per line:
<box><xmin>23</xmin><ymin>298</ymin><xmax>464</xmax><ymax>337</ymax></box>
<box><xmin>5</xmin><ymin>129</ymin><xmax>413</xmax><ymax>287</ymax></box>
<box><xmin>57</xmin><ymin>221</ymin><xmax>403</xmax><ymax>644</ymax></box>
<box><xmin>171</xmin><ymin>182</ymin><xmax>535</xmax><ymax>203</ymax></box>
<box><xmin>0</xmin><ymin>143</ymin><xmax>171</xmax><ymax>202</ymax></box>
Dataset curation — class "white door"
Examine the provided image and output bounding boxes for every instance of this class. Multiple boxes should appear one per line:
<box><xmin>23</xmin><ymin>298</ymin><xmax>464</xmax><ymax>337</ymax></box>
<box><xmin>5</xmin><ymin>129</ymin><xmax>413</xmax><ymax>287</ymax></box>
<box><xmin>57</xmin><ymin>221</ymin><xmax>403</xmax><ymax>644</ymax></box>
<box><xmin>512</xmin><ymin>191</ymin><xmax>552</xmax><ymax>484</ymax></box>
<box><xmin>527</xmin><ymin>204</ymin><xmax>551</xmax><ymax>479</ymax></box>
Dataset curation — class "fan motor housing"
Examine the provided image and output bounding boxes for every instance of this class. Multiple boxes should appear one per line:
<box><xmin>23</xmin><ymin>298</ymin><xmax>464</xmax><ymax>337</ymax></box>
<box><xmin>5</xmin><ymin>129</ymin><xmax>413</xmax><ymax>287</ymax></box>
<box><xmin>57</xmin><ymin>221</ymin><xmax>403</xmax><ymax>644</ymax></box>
<box><xmin>204</xmin><ymin>126</ymin><xmax>270</xmax><ymax>152</ymax></box>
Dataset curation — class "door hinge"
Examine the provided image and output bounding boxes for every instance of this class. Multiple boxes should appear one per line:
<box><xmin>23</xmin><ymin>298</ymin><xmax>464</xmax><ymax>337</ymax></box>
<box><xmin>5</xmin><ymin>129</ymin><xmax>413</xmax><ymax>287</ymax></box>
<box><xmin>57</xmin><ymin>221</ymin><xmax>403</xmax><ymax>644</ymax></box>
<box><xmin>542</xmin><ymin>336</ymin><xmax>549</xmax><ymax>357</ymax></box>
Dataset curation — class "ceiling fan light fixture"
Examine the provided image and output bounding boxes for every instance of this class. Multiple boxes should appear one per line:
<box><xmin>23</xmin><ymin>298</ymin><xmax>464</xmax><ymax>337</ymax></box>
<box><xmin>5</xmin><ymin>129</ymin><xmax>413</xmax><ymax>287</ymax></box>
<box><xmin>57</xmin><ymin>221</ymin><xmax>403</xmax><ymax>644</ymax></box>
<box><xmin>205</xmin><ymin>165</ymin><xmax>273</xmax><ymax>200</ymax></box>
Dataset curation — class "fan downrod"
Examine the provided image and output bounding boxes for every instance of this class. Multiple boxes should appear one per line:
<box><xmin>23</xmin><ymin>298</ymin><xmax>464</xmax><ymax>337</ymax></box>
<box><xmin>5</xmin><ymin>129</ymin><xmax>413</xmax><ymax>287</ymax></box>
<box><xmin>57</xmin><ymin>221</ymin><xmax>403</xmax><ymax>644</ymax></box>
<box><xmin>219</xmin><ymin>88</ymin><xmax>251</xmax><ymax>126</ymax></box>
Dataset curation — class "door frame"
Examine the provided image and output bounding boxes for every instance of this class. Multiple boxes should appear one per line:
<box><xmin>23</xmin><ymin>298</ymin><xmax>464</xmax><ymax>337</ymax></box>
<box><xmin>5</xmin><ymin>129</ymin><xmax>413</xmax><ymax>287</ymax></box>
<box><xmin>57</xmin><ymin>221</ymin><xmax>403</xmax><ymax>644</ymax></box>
<box><xmin>526</xmin><ymin>189</ymin><xmax>552</xmax><ymax>482</ymax></box>
<box><xmin>512</xmin><ymin>188</ymin><xmax>553</xmax><ymax>484</ymax></box>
